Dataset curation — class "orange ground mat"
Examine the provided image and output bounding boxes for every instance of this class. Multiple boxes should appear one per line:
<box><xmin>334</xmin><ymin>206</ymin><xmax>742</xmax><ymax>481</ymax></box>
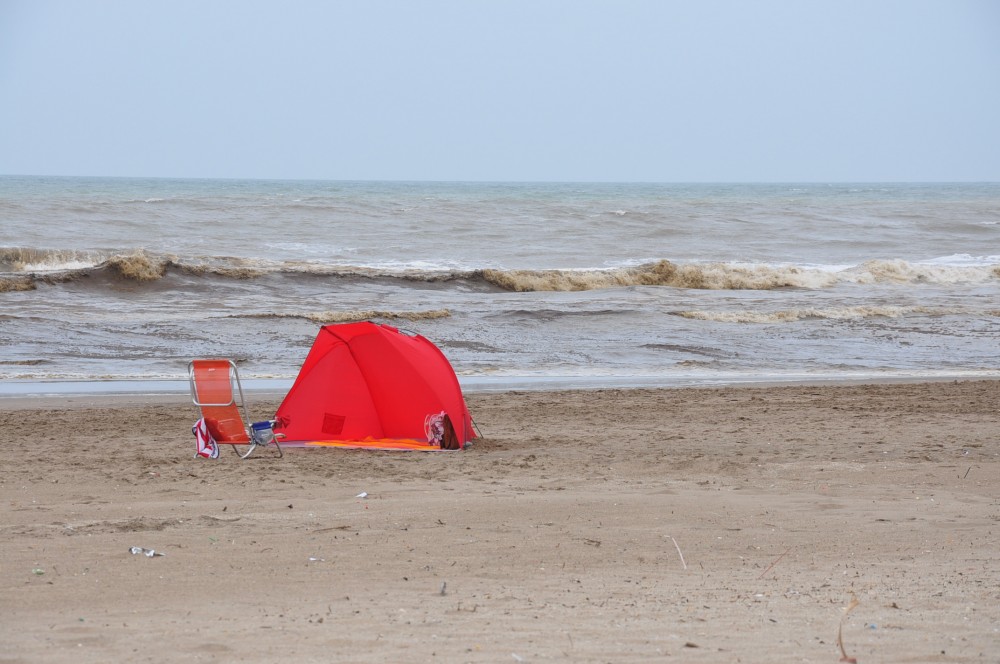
<box><xmin>282</xmin><ymin>438</ymin><xmax>449</xmax><ymax>451</ymax></box>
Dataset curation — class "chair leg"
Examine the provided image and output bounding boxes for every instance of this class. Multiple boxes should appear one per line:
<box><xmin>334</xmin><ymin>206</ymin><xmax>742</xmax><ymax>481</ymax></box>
<box><xmin>237</xmin><ymin>437</ymin><xmax>283</xmax><ymax>460</ymax></box>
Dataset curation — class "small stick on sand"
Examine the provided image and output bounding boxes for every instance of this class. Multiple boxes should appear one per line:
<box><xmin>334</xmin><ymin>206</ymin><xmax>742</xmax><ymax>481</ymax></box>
<box><xmin>757</xmin><ymin>548</ymin><xmax>790</xmax><ymax>580</ymax></box>
<box><xmin>668</xmin><ymin>536</ymin><xmax>687</xmax><ymax>570</ymax></box>
<box><xmin>838</xmin><ymin>594</ymin><xmax>860</xmax><ymax>663</ymax></box>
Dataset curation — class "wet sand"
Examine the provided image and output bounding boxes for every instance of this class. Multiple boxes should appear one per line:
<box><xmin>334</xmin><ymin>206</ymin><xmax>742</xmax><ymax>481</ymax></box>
<box><xmin>2</xmin><ymin>381</ymin><xmax>998</xmax><ymax>662</ymax></box>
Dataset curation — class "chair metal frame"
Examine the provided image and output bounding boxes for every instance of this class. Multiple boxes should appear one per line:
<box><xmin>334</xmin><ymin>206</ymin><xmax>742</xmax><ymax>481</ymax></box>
<box><xmin>188</xmin><ymin>359</ymin><xmax>283</xmax><ymax>459</ymax></box>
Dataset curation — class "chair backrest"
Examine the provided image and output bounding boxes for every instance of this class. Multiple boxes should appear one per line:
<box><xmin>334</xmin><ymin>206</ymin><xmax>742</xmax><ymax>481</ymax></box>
<box><xmin>189</xmin><ymin>360</ymin><xmax>250</xmax><ymax>444</ymax></box>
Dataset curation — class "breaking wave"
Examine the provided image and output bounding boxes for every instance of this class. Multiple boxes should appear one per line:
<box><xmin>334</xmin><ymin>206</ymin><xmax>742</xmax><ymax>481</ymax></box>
<box><xmin>673</xmin><ymin>305</ymin><xmax>981</xmax><ymax>323</ymax></box>
<box><xmin>234</xmin><ymin>309</ymin><xmax>452</xmax><ymax>324</ymax></box>
<box><xmin>478</xmin><ymin>259</ymin><xmax>1000</xmax><ymax>292</ymax></box>
<box><xmin>0</xmin><ymin>247</ymin><xmax>105</xmax><ymax>272</ymax></box>
<box><xmin>0</xmin><ymin>248</ymin><xmax>265</xmax><ymax>282</ymax></box>
<box><xmin>478</xmin><ymin>261</ymin><xmax>836</xmax><ymax>291</ymax></box>
<box><xmin>0</xmin><ymin>276</ymin><xmax>36</xmax><ymax>292</ymax></box>
<box><xmin>101</xmin><ymin>250</ymin><xmax>265</xmax><ymax>281</ymax></box>
<box><xmin>2</xmin><ymin>247</ymin><xmax>998</xmax><ymax>293</ymax></box>
<box><xmin>842</xmin><ymin>259</ymin><xmax>1000</xmax><ymax>286</ymax></box>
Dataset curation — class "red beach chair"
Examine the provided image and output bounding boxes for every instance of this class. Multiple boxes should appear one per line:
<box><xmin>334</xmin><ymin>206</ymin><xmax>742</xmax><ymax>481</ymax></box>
<box><xmin>188</xmin><ymin>359</ymin><xmax>283</xmax><ymax>459</ymax></box>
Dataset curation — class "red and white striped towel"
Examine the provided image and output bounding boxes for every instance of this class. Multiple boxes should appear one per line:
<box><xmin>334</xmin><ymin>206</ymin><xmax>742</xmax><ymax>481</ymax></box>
<box><xmin>192</xmin><ymin>418</ymin><xmax>219</xmax><ymax>459</ymax></box>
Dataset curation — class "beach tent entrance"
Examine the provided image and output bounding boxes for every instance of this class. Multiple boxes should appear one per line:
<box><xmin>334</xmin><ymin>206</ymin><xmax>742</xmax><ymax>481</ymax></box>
<box><xmin>274</xmin><ymin>322</ymin><xmax>475</xmax><ymax>450</ymax></box>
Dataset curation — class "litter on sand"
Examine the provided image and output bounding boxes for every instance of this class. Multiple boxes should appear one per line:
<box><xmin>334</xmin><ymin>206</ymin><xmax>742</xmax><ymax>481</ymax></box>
<box><xmin>129</xmin><ymin>546</ymin><xmax>165</xmax><ymax>558</ymax></box>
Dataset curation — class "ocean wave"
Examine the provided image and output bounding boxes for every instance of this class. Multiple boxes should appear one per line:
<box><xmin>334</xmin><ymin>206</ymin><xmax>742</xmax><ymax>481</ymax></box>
<box><xmin>101</xmin><ymin>250</ymin><xmax>266</xmax><ymax>281</ymax></box>
<box><xmin>673</xmin><ymin>305</ymin><xmax>975</xmax><ymax>323</ymax></box>
<box><xmin>0</xmin><ymin>247</ymin><xmax>106</xmax><ymax>272</ymax></box>
<box><xmin>0</xmin><ymin>276</ymin><xmax>36</xmax><ymax>292</ymax></box>
<box><xmin>478</xmin><ymin>261</ymin><xmax>839</xmax><ymax>291</ymax></box>
<box><xmin>232</xmin><ymin>309</ymin><xmax>452</xmax><ymax>324</ymax></box>
<box><xmin>1</xmin><ymin>248</ymin><xmax>267</xmax><ymax>281</ymax></box>
<box><xmin>3</xmin><ymin>247</ymin><xmax>998</xmax><ymax>292</ymax></box>
<box><xmin>841</xmin><ymin>259</ymin><xmax>1000</xmax><ymax>285</ymax></box>
<box><xmin>103</xmin><ymin>251</ymin><xmax>171</xmax><ymax>281</ymax></box>
<box><xmin>481</xmin><ymin>259</ymin><xmax>1000</xmax><ymax>291</ymax></box>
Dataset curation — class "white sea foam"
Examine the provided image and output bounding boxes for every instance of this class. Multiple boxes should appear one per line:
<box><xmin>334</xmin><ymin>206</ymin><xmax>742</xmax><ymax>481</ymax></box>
<box><xmin>921</xmin><ymin>253</ymin><xmax>1000</xmax><ymax>266</ymax></box>
<box><xmin>20</xmin><ymin>259</ymin><xmax>99</xmax><ymax>272</ymax></box>
<box><xmin>839</xmin><ymin>259</ymin><xmax>999</xmax><ymax>285</ymax></box>
<box><xmin>0</xmin><ymin>248</ymin><xmax>105</xmax><ymax>272</ymax></box>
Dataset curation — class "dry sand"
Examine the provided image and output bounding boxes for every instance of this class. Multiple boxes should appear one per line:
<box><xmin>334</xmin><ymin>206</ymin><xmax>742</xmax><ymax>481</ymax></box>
<box><xmin>2</xmin><ymin>381</ymin><xmax>998</xmax><ymax>663</ymax></box>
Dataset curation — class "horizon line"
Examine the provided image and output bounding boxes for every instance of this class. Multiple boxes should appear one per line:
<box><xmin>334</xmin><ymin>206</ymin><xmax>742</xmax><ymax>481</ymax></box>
<box><xmin>2</xmin><ymin>173</ymin><xmax>999</xmax><ymax>186</ymax></box>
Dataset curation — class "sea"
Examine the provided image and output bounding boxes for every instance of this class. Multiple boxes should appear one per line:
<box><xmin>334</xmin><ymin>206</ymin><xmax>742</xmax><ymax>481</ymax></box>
<box><xmin>1</xmin><ymin>176</ymin><xmax>998</xmax><ymax>394</ymax></box>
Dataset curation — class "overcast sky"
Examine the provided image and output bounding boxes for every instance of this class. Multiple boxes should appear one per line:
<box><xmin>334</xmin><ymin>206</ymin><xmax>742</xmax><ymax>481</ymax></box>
<box><xmin>1</xmin><ymin>0</ymin><xmax>998</xmax><ymax>182</ymax></box>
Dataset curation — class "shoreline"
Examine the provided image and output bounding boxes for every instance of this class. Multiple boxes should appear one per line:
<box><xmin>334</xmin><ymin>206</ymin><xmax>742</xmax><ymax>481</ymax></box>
<box><xmin>2</xmin><ymin>369</ymin><xmax>998</xmax><ymax>401</ymax></box>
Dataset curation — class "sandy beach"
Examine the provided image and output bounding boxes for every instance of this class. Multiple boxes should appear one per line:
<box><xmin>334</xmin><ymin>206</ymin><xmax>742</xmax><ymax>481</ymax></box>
<box><xmin>2</xmin><ymin>380</ymin><xmax>998</xmax><ymax>663</ymax></box>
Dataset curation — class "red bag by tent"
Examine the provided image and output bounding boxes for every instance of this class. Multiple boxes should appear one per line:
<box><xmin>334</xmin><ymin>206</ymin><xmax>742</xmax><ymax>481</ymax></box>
<box><xmin>274</xmin><ymin>322</ymin><xmax>475</xmax><ymax>450</ymax></box>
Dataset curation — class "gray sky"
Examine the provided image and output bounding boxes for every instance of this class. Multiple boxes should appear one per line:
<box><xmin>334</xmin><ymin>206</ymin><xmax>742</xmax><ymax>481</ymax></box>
<box><xmin>1</xmin><ymin>0</ymin><xmax>998</xmax><ymax>182</ymax></box>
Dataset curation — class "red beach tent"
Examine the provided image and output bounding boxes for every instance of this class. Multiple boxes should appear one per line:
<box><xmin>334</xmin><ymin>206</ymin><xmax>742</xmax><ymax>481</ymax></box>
<box><xmin>274</xmin><ymin>322</ymin><xmax>475</xmax><ymax>450</ymax></box>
